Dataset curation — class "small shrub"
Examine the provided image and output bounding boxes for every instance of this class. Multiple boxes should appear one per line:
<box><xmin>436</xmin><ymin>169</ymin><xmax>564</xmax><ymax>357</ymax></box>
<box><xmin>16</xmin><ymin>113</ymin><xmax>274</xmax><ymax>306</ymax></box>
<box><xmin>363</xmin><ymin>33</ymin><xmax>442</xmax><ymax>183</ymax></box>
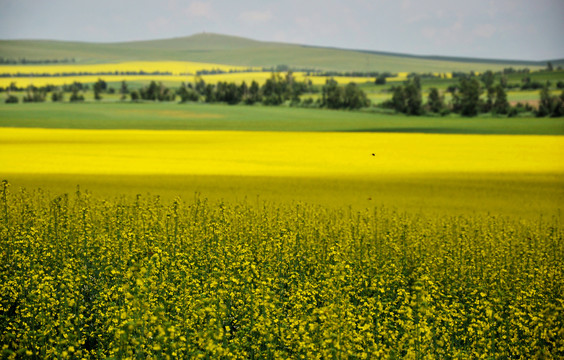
<box><xmin>5</xmin><ymin>95</ymin><xmax>18</xmax><ymax>103</ymax></box>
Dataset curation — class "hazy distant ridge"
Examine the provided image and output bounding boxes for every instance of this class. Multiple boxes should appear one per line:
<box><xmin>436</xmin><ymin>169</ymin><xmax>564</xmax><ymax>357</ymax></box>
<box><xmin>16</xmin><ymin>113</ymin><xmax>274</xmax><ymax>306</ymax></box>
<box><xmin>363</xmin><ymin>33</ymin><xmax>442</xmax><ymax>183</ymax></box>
<box><xmin>1</xmin><ymin>33</ymin><xmax>561</xmax><ymax>72</ymax></box>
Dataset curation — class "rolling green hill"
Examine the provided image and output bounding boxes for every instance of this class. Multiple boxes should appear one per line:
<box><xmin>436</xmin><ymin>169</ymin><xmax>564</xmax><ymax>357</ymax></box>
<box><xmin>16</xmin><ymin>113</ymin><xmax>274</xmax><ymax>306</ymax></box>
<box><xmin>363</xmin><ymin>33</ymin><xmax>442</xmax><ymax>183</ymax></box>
<box><xmin>0</xmin><ymin>33</ymin><xmax>557</xmax><ymax>73</ymax></box>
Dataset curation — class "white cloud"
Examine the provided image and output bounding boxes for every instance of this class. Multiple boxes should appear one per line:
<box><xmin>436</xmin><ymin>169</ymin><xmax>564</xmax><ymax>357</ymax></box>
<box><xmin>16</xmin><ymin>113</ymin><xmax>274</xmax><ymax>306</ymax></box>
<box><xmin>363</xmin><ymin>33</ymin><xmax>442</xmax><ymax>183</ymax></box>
<box><xmin>406</xmin><ymin>12</ymin><xmax>430</xmax><ymax>24</ymax></box>
<box><xmin>421</xmin><ymin>27</ymin><xmax>437</xmax><ymax>40</ymax></box>
<box><xmin>82</xmin><ymin>25</ymin><xmax>111</xmax><ymax>41</ymax></box>
<box><xmin>185</xmin><ymin>1</ymin><xmax>214</xmax><ymax>19</ymax></box>
<box><xmin>401</xmin><ymin>0</ymin><xmax>411</xmax><ymax>10</ymax></box>
<box><xmin>473</xmin><ymin>24</ymin><xmax>496</xmax><ymax>38</ymax></box>
<box><xmin>147</xmin><ymin>16</ymin><xmax>170</xmax><ymax>34</ymax></box>
<box><xmin>239</xmin><ymin>10</ymin><xmax>273</xmax><ymax>24</ymax></box>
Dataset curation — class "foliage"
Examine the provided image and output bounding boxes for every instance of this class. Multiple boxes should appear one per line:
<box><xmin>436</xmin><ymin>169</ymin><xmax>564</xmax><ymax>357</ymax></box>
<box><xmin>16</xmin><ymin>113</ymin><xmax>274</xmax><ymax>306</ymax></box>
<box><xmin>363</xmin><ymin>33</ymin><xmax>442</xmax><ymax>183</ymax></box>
<box><xmin>492</xmin><ymin>85</ymin><xmax>509</xmax><ymax>115</ymax></box>
<box><xmin>177</xmin><ymin>83</ymin><xmax>200</xmax><ymax>103</ymax></box>
<box><xmin>321</xmin><ymin>79</ymin><xmax>369</xmax><ymax>110</ymax></box>
<box><xmin>521</xmin><ymin>77</ymin><xmax>543</xmax><ymax>90</ymax></box>
<box><xmin>4</xmin><ymin>94</ymin><xmax>18</xmax><ymax>104</ymax></box>
<box><xmin>375</xmin><ymin>75</ymin><xmax>387</xmax><ymax>85</ymax></box>
<box><xmin>22</xmin><ymin>86</ymin><xmax>46</xmax><ymax>103</ymax></box>
<box><xmin>426</xmin><ymin>88</ymin><xmax>444</xmax><ymax>113</ymax></box>
<box><xmin>261</xmin><ymin>73</ymin><xmax>288</xmax><ymax>106</ymax></box>
<box><xmin>188</xmin><ymin>72</ymin><xmax>313</xmax><ymax>107</ymax></box>
<box><xmin>120</xmin><ymin>80</ymin><xmax>129</xmax><ymax>95</ymax></box>
<box><xmin>537</xmin><ymin>85</ymin><xmax>564</xmax><ymax>117</ymax></box>
<box><xmin>130</xmin><ymin>90</ymin><xmax>140</xmax><ymax>102</ymax></box>
<box><xmin>451</xmin><ymin>77</ymin><xmax>482</xmax><ymax>117</ymax></box>
<box><xmin>342</xmin><ymin>83</ymin><xmax>370</xmax><ymax>109</ymax></box>
<box><xmin>386</xmin><ymin>77</ymin><xmax>423</xmax><ymax>115</ymax></box>
<box><xmin>138</xmin><ymin>81</ymin><xmax>176</xmax><ymax>102</ymax></box>
<box><xmin>215</xmin><ymin>81</ymin><xmax>243</xmax><ymax>105</ymax></box>
<box><xmin>93</xmin><ymin>78</ymin><xmax>106</xmax><ymax>101</ymax></box>
<box><xmin>69</xmin><ymin>84</ymin><xmax>85</xmax><ymax>102</ymax></box>
<box><xmin>244</xmin><ymin>81</ymin><xmax>261</xmax><ymax>105</ymax></box>
<box><xmin>0</xmin><ymin>184</ymin><xmax>562</xmax><ymax>359</ymax></box>
<box><xmin>51</xmin><ymin>90</ymin><xmax>64</xmax><ymax>102</ymax></box>
<box><xmin>480</xmin><ymin>70</ymin><xmax>495</xmax><ymax>89</ymax></box>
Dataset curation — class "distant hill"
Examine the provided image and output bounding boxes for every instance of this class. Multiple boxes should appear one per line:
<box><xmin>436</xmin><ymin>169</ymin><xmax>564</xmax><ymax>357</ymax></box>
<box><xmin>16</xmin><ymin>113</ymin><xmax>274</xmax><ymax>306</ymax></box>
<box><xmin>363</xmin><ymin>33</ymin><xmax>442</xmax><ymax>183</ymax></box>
<box><xmin>0</xmin><ymin>33</ymin><xmax>560</xmax><ymax>73</ymax></box>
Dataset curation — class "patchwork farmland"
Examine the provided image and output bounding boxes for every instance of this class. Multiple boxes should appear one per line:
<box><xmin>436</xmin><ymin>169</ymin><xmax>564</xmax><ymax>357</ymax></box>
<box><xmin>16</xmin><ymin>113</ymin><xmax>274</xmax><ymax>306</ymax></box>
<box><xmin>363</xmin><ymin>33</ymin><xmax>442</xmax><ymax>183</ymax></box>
<box><xmin>1</xmin><ymin>32</ymin><xmax>563</xmax><ymax>359</ymax></box>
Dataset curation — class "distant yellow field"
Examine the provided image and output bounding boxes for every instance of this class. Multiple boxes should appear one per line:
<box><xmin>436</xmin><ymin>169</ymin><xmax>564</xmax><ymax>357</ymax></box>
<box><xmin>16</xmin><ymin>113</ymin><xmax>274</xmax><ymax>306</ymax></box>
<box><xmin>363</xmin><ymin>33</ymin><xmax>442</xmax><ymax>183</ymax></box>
<box><xmin>0</xmin><ymin>71</ymin><xmax>374</xmax><ymax>88</ymax></box>
<box><xmin>1</xmin><ymin>128</ymin><xmax>562</xmax><ymax>177</ymax></box>
<box><xmin>0</xmin><ymin>61</ymin><xmax>257</xmax><ymax>76</ymax></box>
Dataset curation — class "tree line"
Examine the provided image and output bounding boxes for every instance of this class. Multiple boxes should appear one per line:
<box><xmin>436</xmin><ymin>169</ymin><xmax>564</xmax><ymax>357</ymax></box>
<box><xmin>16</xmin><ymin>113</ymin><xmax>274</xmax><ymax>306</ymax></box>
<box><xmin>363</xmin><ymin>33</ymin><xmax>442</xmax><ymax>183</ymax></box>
<box><xmin>4</xmin><ymin>72</ymin><xmax>563</xmax><ymax>117</ymax></box>
<box><xmin>383</xmin><ymin>73</ymin><xmax>564</xmax><ymax>117</ymax></box>
<box><xmin>2</xmin><ymin>73</ymin><xmax>370</xmax><ymax>110</ymax></box>
<box><xmin>129</xmin><ymin>72</ymin><xmax>370</xmax><ymax>110</ymax></box>
<box><xmin>1</xmin><ymin>71</ymin><xmax>172</xmax><ymax>78</ymax></box>
<box><xmin>0</xmin><ymin>57</ymin><xmax>76</xmax><ymax>65</ymax></box>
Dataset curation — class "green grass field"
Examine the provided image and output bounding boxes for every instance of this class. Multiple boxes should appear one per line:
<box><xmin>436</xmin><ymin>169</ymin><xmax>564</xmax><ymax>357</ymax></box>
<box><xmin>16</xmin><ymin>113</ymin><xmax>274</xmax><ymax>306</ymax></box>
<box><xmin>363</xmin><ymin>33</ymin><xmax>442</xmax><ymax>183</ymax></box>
<box><xmin>1</xmin><ymin>102</ymin><xmax>563</xmax><ymax>134</ymax></box>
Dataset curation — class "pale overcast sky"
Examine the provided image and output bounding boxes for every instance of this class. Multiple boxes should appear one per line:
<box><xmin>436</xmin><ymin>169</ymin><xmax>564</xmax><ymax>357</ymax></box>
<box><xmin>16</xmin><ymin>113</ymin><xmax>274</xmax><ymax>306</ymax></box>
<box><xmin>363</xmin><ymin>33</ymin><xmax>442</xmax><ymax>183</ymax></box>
<box><xmin>1</xmin><ymin>0</ymin><xmax>563</xmax><ymax>61</ymax></box>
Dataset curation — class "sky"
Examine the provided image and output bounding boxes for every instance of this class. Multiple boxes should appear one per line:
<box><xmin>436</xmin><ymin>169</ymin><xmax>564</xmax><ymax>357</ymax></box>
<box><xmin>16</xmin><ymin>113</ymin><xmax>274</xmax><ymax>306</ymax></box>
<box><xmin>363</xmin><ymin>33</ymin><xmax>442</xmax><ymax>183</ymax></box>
<box><xmin>1</xmin><ymin>0</ymin><xmax>563</xmax><ymax>61</ymax></box>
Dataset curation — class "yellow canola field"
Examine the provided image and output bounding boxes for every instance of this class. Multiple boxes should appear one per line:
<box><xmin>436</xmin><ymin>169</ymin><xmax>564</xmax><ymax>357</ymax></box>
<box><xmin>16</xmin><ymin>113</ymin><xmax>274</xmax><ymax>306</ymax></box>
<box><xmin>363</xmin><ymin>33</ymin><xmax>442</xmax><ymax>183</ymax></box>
<box><xmin>0</xmin><ymin>61</ymin><xmax>256</xmax><ymax>76</ymax></box>
<box><xmin>1</xmin><ymin>128</ymin><xmax>562</xmax><ymax>177</ymax></box>
<box><xmin>0</xmin><ymin>61</ymin><xmax>453</xmax><ymax>87</ymax></box>
<box><xmin>0</xmin><ymin>72</ymin><xmax>374</xmax><ymax>88</ymax></box>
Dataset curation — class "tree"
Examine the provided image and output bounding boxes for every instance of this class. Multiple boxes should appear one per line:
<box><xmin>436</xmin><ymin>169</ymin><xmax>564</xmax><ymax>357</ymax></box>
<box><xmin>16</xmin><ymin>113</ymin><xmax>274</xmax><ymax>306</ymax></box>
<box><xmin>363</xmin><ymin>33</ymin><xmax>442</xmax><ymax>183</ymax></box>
<box><xmin>70</xmin><ymin>85</ymin><xmax>84</xmax><ymax>102</ymax></box>
<box><xmin>452</xmin><ymin>77</ymin><xmax>482</xmax><ymax>116</ymax></box>
<box><xmin>547</xmin><ymin>62</ymin><xmax>554</xmax><ymax>71</ymax></box>
<box><xmin>130</xmin><ymin>90</ymin><xmax>140</xmax><ymax>101</ymax></box>
<box><xmin>391</xmin><ymin>86</ymin><xmax>406</xmax><ymax>113</ymax></box>
<box><xmin>342</xmin><ymin>83</ymin><xmax>369</xmax><ymax>110</ymax></box>
<box><xmin>93</xmin><ymin>78</ymin><xmax>106</xmax><ymax>101</ymax></box>
<box><xmin>23</xmin><ymin>86</ymin><xmax>46</xmax><ymax>103</ymax></box>
<box><xmin>51</xmin><ymin>90</ymin><xmax>64</xmax><ymax>102</ymax></box>
<box><xmin>177</xmin><ymin>83</ymin><xmax>199</xmax><ymax>102</ymax></box>
<box><xmin>239</xmin><ymin>81</ymin><xmax>249</xmax><ymax>101</ymax></box>
<box><xmin>245</xmin><ymin>81</ymin><xmax>261</xmax><ymax>105</ymax></box>
<box><xmin>403</xmin><ymin>78</ymin><xmax>423</xmax><ymax>115</ymax></box>
<box><xmin>492</xmin><ymin>85</ymin><xmax>509</xmax><ymax>115</ymax></box>
<box><xmin>5</xmin><ymin>94</ymin><xmax>18</xmax><ymax>103</ymax></box>
<box><xmin>481</xmin><ymin>70</ymin><xmax>495</xmax><ymax>89</ymax></box>
<box><xmin>537</xmin><ymin>84</ymin><xmax>564</xmax><ymax>117</ymax></box>
<box><xmin>557</xmin><ymin>91</ymin><xmax>564</xmax><ymax>117</ymax></box>
<box><xmin>262</xmin><ymin>74</ymin><xmax>286</xmax><ymax>105</ymax></box>
<box><xmin>500</xmin><ymin>75</ymin><xmax>508</xmax><ymax>89</ymax></box>
<box><xmin>388</xmin><ymin>78</ymin><xmax>423</xmax><ymax>115</ymax></box>
<box><xmin>119</xmin><ymin>80</ymin><xmax>129</xmax><ymax>97</ymax></box>
<box><xmin>203</xmin><ymin>84</ymin><xmax>215</xmax><ymax>103</ymax></box>
<box><xmin>194</xmin><ymin>76</ymin><xmax>206</xmax><ymax>94</ymax></box>
<box><xmin>483</xmin><ymin>86</ymin><xmax>495</xmax><ymax>112</ymax></box>
<box><xmin>157</xmin><ymin>83</ymin><xmax>176</xmax><ymax>101</ymax></box>
<box><xmin>321</xmin><ymin>79</ymin><xmax>369</xmax><ymax>110</ymax></box>
<box><xmin>427</xmin><ymin>87</ymin><xmax>444</xmax><ymax>113</ymax></box>
<box><xmin>375</xmin><ymin>75</ymin><xmax>386</xmax><ymax>85</ymax></box>
<box><xmin>321</xmin><ymin>79</ymin><xmax>343</xmax><ymax>109</ymax></box>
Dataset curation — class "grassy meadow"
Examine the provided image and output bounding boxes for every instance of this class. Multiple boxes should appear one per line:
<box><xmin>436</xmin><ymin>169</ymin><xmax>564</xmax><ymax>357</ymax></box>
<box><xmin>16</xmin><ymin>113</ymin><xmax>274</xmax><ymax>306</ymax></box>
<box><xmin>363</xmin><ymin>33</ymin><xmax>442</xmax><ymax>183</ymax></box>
<box><xmin>1</xmin><ymin>35</ymin><xmax>564</xmax><ymax>359</ymax></box>
<box><xmin>2</xmin><ymin>102</ymin><xmax>564</xmax><ymax>134</ymax></box>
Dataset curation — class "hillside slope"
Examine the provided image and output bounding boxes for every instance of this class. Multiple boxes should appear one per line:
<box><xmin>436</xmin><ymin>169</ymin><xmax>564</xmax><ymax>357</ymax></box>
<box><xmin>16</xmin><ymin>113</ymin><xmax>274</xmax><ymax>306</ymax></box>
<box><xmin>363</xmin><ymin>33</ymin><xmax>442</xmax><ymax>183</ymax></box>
<box><xmin>0</xmin><ymin>33</ymin><xmax>558</xmax><ymax>73</ymax></box>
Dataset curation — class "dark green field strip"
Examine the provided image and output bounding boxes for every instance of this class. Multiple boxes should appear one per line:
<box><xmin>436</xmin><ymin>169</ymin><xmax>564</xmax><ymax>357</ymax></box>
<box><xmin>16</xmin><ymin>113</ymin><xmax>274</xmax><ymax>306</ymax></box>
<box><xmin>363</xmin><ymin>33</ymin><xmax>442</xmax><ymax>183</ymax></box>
<box><xmin>1</xmin><ymin>102</ymin><xmax>564</xmax><ymax>135</ymax></box>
